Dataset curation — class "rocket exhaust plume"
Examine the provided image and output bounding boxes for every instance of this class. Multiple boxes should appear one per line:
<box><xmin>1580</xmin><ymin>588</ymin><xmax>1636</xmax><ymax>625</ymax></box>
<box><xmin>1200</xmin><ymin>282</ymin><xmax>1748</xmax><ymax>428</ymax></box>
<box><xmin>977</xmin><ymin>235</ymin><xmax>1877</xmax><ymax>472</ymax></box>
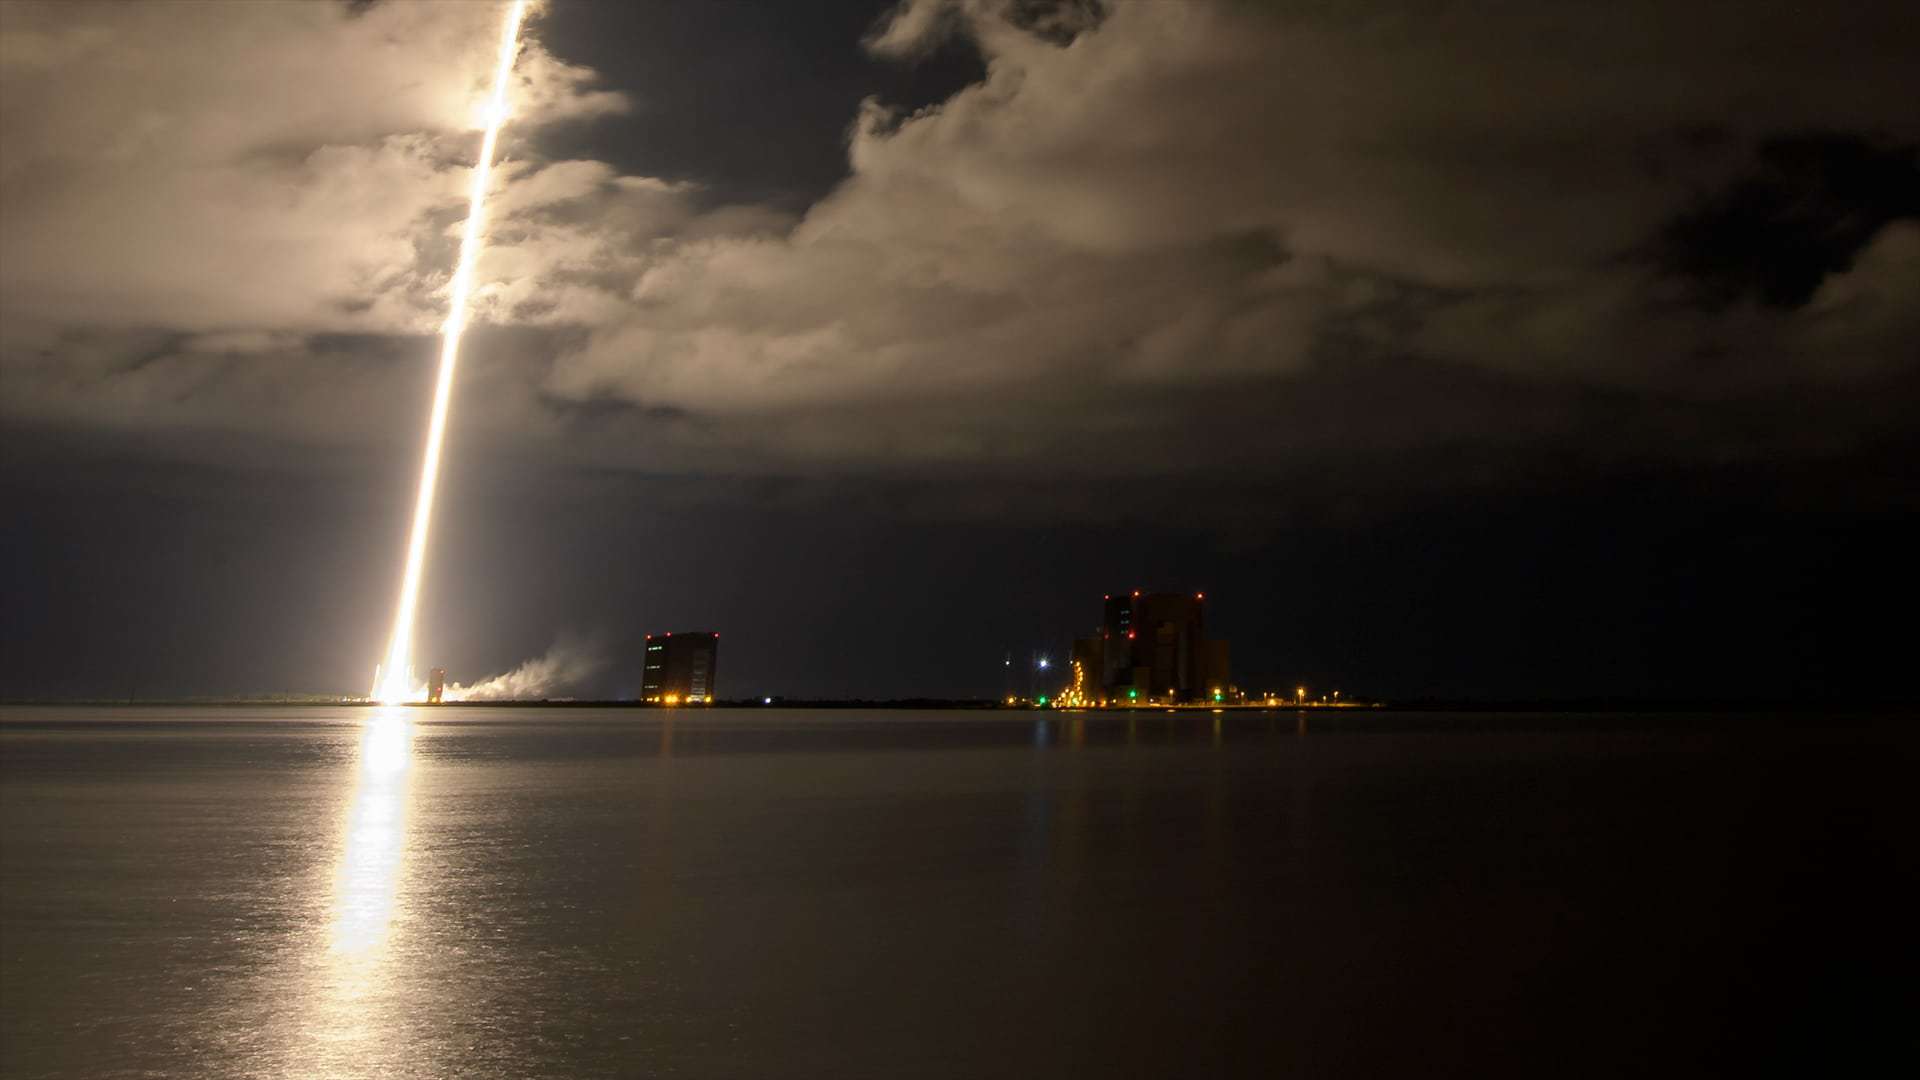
<box><xmin>443</xmin><ymin>635</ymin><xmax>607</xmax><ymax>702</ymax></box>
<box><xmin>372</xmin><ymin>1</ymin><xmax>528</xmax><ymax>704</ymax></box>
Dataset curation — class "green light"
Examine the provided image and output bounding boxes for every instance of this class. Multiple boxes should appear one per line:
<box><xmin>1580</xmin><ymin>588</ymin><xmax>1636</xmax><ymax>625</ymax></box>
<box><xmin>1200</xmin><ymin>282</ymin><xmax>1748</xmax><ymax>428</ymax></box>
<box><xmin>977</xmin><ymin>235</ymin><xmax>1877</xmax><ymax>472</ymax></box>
<box><xmin>1038</xmin><ymin>695</ymin><xmax>1048</xmax><ymax>704</ymax></box>
<box><xmin>1213</xmin><ymin>691</ymin><xmax>1222</xmax><ymax>701</ymax></box>
<box><xmin>1128</xmin><ymin>689</ymin><xmax>1138</xmax><ymax>700</ymax></box>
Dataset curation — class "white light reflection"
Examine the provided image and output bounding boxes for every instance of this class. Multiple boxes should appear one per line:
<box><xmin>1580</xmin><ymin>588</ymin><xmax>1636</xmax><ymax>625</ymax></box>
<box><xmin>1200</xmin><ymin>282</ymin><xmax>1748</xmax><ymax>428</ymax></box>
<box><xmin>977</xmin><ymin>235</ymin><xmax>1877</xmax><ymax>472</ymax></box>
<box><xmin>294</xmin><ymin>707</ymin><xmax>421</xmax><ymax>1075</ymax></box>
<box><xmin>330</xmin><ymin>709</ymin><xmax>415</xmax><ymax>959</ymax></box>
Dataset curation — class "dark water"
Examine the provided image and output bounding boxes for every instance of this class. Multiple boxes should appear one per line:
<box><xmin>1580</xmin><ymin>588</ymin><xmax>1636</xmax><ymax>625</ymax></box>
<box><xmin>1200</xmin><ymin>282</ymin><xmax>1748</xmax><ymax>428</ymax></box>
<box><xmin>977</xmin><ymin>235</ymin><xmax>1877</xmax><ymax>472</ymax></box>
<box><xmin>1</xmin><ymin>707</ymin><xmax>1911</xmax><ymax>1078</ymax></box>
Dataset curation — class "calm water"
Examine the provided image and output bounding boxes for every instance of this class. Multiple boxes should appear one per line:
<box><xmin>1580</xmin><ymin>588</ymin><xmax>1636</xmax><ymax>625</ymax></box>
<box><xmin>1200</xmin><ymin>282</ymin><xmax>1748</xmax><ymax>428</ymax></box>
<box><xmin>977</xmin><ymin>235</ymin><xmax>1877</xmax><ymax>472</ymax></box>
<box><xmin>1</xmin><ymin>706</ymin><xmax>1911</xmax><ymax>1078</ymax></box>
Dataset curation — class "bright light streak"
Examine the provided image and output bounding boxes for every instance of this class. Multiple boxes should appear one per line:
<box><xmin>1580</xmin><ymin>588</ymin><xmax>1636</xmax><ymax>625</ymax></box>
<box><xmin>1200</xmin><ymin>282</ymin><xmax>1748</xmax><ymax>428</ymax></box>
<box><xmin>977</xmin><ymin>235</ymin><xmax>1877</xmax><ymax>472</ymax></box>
<box><xmin>372</xmin><ymin>1</ymin><xmax>528</xmax><ymax>704</ymax></box>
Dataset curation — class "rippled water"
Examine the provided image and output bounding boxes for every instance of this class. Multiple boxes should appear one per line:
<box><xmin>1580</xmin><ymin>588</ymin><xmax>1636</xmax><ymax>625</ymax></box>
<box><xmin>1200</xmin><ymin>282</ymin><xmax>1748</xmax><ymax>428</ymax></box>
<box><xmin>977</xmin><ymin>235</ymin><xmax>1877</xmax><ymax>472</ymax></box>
<box><xmin>1</xmin><ymin>706</ymin><xmax>1910</xmax><ymax>1078</ymax></box>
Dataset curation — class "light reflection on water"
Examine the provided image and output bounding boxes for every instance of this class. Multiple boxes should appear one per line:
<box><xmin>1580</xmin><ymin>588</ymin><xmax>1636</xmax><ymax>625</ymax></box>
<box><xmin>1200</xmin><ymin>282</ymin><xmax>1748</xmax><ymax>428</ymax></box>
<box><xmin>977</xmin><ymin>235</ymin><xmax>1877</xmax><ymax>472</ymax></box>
<box><xmin>3</xmin><ymin>707</ymin><xmax>1900</xmax><ymax>1078</ymax></box>
<box><xmin>331</xmin><ymin>710</ymin><xmax>412</xmax><ymax>956</ymax></box>
<box><xmin>309</xmin><ymin>708</ymin><xmax>416</xmax><ymax>1070</ymax></box>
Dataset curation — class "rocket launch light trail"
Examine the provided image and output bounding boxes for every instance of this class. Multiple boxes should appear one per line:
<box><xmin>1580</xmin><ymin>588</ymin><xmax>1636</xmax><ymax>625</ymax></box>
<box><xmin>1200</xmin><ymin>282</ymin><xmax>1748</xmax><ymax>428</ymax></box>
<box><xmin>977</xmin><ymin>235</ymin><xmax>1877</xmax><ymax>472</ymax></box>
<box><xmin>372</xmin><ymin>0</ymin><xmax>528</xmax><ymax>704</ymax></box>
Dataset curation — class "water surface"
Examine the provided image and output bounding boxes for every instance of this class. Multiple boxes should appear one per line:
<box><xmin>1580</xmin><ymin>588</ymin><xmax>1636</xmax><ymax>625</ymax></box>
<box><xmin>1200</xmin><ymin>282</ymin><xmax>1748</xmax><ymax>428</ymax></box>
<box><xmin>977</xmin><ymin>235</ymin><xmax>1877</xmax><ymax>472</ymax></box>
<box><xmin>2</xmin><ymin>706</ymin><xmax>1910</xmax><ymax>1077</ymax></box>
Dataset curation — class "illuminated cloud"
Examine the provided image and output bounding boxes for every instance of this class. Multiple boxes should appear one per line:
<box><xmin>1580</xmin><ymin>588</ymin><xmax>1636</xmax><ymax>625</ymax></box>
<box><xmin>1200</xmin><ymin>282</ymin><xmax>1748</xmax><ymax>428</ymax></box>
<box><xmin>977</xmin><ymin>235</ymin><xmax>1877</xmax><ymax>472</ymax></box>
<box><xmin>2</xmin><ymin>0</ymin><xmax>1916</xmax><ymax>482</ymax></box>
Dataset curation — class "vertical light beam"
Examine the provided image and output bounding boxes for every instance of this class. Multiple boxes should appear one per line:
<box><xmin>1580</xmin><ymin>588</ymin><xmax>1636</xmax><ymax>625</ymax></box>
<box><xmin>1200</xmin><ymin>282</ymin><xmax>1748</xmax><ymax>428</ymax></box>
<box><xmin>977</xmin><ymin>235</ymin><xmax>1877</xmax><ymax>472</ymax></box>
<box><xmin>373</xmin><ymin>1</ymin><xmax>528</xmax><ymax>704</ymax></box>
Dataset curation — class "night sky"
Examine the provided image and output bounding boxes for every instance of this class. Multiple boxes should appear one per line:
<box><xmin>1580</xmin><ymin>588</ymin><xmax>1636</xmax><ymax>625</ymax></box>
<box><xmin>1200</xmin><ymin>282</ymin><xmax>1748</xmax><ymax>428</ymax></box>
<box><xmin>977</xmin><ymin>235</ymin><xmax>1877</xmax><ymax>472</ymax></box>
<box><xmin>2</xmin><ymin>0</ymin><xmax>1916</xmax><ymax>701</ymax></box>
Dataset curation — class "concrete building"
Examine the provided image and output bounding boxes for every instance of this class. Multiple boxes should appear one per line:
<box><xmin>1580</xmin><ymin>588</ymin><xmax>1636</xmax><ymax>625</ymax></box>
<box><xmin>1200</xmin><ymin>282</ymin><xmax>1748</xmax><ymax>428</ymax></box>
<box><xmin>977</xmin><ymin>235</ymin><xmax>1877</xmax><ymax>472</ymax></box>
<box><xmin>641</xmin><ymin>632</ymin><xmax>719</xmax><ymax>704</ymax></box>
<box><xmin>426</xmin><ymin>667</ymin><xmax>446</xmax><ymax>704</ymax></box>
<box><xmin>1073</xmin><ymin>591</ymin><xmax>1229</xmax><ymax>703</ymax></box>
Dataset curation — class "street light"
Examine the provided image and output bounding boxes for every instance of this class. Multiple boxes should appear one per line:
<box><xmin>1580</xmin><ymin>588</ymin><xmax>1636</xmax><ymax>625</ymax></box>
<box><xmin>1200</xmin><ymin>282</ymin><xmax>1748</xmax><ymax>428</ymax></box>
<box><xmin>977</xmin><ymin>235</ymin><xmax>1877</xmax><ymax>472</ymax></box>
<box><xmin>1028</xmin><ymin>651</ymin><xmax>1050</xmax><ymax>702</ymax></box>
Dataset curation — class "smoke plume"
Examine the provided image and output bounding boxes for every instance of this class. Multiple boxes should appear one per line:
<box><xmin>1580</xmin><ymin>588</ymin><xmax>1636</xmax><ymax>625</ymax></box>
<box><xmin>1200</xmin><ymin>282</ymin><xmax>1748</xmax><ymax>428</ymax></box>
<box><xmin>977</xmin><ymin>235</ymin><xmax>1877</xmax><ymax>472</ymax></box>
<box><xmin>444</xmin><ymin>635</ymin><xmax>605</xmax><ymax>701</ymax></box>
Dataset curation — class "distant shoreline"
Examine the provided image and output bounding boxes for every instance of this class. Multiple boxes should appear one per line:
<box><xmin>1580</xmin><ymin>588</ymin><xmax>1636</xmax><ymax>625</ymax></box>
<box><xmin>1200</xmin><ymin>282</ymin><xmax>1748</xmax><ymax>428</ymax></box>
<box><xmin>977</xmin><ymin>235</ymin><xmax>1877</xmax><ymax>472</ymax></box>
<box><xmin>3</xmin><ymin>697</ymin><xmax>1913</xmax><ymax>713</ymax></box>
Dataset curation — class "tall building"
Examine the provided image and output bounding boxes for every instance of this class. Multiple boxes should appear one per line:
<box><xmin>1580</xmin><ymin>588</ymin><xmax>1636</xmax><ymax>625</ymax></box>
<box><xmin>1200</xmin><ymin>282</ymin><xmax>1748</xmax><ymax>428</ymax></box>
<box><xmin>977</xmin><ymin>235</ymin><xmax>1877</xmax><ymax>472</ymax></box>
<box><xmin>426</xmin><ymin>668</ymin><xmax>446</xmax><ymax>704</ymax></box>
<box><xmin>1073</xmin><ymin>591</ymin><xmax>1229</xmax><ymax>702</ymax></box>
<box><xmin>641</xmin><ymin>632</ymin><xmax>720</xmax><ymax>704</ymax></box>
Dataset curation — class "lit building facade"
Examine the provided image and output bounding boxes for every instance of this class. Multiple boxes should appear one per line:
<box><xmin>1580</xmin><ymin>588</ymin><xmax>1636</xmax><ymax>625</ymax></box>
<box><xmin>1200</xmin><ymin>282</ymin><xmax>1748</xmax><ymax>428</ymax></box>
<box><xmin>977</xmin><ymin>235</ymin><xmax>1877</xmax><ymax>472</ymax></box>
<box><xmin>1072</xmin><ymin>591</ymin><xmax>1229</xmax><ymax>703</ymax></box>
<box><xmin>641</xmin><ymin>632</ymin><xmax>719</xmax><ymax>704</ymax></box>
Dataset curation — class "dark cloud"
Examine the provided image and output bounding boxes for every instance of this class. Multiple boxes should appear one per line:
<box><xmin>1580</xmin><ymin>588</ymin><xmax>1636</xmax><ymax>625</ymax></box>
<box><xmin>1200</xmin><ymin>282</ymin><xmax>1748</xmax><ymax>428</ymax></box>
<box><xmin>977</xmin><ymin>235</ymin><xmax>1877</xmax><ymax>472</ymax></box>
<box><xmin>1655</xmin><ymin>133</ymin><xmax>1920</xmax><ymax>310</ymax></box>
<box><xmin>534</xmin><ymin>0</ymin><xmax>986</xmax><ymax>209</ymax></box>
<box><xmin>873</xmin><ymin>0</ymin><xmax>1108</xmax><ymax>52</ymax></box>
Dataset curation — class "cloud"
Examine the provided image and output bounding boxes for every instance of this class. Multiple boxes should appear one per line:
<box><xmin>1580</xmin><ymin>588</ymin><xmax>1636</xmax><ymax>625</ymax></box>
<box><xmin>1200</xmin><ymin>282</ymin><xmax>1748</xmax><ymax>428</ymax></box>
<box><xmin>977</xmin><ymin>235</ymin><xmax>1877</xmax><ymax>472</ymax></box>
<box><xmin>535</xmin><ymin>0</ymin><xmax>1920</xmax><ymax>473</ymax></box>
<box><xmin>0</xmin><ymin>0</ymin><xmax>628</xmax><ymax>338</ymax></box>
<box><xmin>4</xmin><ymin>0</ymin><xmax>1919</xmax><ymax>499</ymax></box>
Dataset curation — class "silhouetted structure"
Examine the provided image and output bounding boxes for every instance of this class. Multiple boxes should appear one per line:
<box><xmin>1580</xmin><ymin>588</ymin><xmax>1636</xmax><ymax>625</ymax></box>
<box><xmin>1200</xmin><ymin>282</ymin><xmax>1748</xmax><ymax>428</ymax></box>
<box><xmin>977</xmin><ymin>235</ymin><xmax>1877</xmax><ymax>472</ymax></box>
<box><xmin>641</xmin><ymin>632</ymin><xmax>719</xmax><ymax>704</ymax></box>
<box><xmin>1072</xmin><ymin>591</ymin><xmax>1228</xmax><ymax>703</ymax></box>
<box><xmin>427</xmin><ymin>667</ymin><xmax>446</xmax><ymax>704</ymax></box>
